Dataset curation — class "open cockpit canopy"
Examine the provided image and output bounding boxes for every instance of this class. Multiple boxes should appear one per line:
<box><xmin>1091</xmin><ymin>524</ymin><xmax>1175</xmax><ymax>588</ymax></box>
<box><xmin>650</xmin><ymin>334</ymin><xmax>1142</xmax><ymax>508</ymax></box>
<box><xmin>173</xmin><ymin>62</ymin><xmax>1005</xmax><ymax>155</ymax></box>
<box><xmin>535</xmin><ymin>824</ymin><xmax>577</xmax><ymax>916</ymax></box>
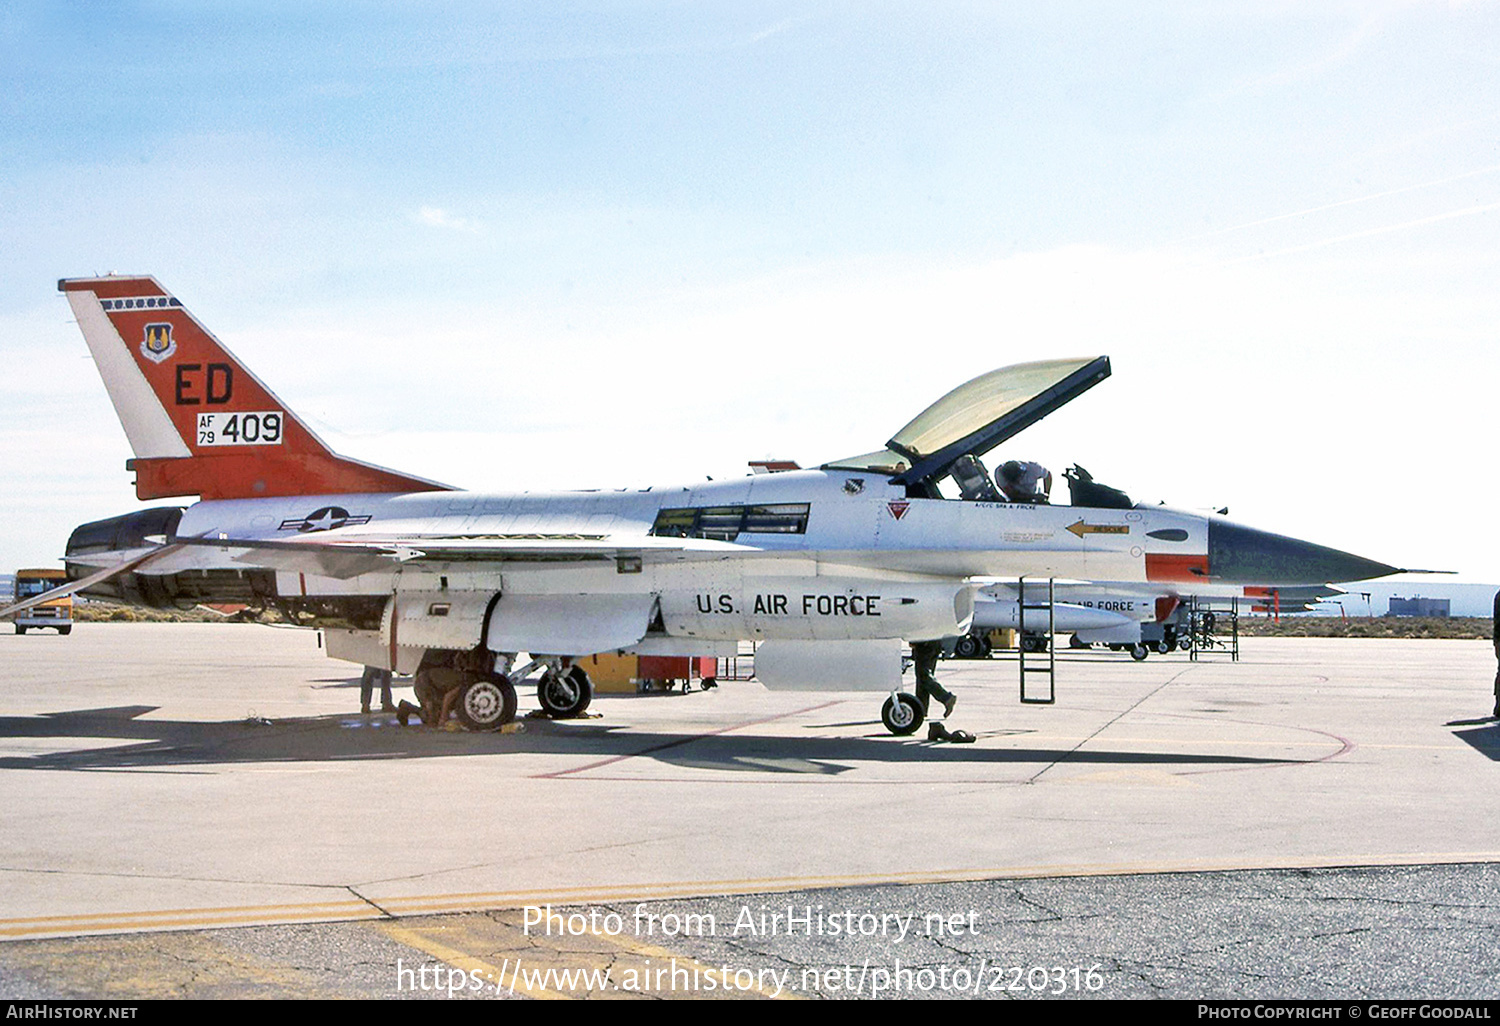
<box><xmin>824</xmin><ymin>356</ymin><xmax>1110</xmax><ymax>491</ymax></box>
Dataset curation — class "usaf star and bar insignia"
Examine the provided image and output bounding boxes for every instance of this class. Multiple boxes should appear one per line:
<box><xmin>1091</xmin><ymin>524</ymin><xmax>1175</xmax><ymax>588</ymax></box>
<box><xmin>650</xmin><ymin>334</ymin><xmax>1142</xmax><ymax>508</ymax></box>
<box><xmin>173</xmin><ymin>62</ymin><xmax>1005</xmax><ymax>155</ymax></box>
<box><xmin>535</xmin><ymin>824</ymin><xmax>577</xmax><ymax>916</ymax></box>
<box><xmin>278</xmin><ymin>506</ymin><xmax>373</xmax><ymax>533</ymax></box>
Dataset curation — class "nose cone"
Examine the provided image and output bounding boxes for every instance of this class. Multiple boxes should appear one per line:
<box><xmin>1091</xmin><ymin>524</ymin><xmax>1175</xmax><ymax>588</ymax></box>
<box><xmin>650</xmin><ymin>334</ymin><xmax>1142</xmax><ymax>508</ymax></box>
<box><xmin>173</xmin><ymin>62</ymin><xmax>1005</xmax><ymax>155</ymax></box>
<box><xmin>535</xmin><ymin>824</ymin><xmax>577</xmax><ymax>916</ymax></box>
<box><xmin>1208</xmin><ymin>520</ymin><xmax>1400</xmax><ymax>585</ymax></box>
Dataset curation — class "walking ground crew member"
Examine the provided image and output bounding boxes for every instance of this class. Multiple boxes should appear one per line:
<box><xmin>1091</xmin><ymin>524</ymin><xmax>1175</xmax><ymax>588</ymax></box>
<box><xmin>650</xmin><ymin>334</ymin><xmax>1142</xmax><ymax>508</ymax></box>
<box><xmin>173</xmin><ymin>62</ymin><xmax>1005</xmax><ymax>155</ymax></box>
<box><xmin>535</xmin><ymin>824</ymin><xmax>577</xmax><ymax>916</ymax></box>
<box><xmin>1492</xmin><ymin>589</ymin><xmax>1499</xmax><ymax>719</ymax></box>
<box><xmin>911</xmin><ymin>640</ymin><xmax>957</xmax><ymax>720</ymax></box>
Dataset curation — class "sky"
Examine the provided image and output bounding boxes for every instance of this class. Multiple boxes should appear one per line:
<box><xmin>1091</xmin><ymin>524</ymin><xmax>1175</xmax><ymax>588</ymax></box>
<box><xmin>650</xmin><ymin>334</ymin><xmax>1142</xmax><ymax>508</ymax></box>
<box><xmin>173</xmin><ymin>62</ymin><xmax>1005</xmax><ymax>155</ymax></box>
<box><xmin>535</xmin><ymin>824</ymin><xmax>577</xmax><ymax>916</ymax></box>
<box><xmin>1</xmin><ymin>1</ymin><xmax>1497</xmax><ymax>585</ymax></box>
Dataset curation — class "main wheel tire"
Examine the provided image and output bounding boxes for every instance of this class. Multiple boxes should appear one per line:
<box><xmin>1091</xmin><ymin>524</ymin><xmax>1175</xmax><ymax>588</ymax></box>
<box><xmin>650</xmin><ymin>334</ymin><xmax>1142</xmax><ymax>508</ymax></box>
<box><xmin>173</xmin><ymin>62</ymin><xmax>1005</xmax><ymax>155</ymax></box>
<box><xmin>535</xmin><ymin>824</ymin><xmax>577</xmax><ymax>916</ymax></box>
<box><xmin>14</xmin><ymin>625</ymin><xmax>24</xmax><ymax>635</ymax></box>
<box><xmin>1130</xmin><ymin>644</ymin><xmax>1148</xmax><ymax>661</ymax></box>
<box><xmin>881</xmin><ymin>693</ymin><xmax>925</xmax><ymax>736</ymax></box>
<box><xmin>954</xmin><ymin>634</ymin><xmax>982</xmax><ymax>659</ymax></box>
<box><xmin>1069</xmin><ymin>635</ymin><xmax>1089</xmax><ymax>649</ymax></box>
<box><xmin>456</xmin><ymin>674</ymin><xmax>518</xmax><ymax>732</ymax></box>
<box><xmin>537</xmin><ymin>666</ymin><xmax>594</xmax><ymax>718</ymax></box>
<box><xmin>58</xmin><ymin>626</ymin><xmax>71</xmax><ymax>636</ymax></box>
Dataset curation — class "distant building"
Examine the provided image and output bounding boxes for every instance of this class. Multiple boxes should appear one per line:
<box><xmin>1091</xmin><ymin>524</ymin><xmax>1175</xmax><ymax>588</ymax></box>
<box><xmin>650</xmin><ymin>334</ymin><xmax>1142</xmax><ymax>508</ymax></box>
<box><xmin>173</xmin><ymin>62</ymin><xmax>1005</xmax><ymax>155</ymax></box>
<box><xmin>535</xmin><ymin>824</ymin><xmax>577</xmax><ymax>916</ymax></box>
<box><xmin>1386</xmin><ymin>596</ymin><xmax>1450</xmax><ymax>618</ymax></box>
<box><xmin>1316</xmin><ymin>582</ymin><xmax>1496</xmax><ymax>618</ymax></box>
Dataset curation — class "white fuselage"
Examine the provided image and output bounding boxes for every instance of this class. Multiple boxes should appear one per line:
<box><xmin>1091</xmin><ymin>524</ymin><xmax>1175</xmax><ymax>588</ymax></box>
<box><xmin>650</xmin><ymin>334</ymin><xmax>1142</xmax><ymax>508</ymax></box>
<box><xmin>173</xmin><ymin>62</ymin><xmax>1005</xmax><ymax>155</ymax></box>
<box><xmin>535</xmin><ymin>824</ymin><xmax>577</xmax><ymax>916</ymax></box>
<box><xmin>114</xmin><ymin>469</ymin><xmax>1212</xmax><ymax>658</ymax></box>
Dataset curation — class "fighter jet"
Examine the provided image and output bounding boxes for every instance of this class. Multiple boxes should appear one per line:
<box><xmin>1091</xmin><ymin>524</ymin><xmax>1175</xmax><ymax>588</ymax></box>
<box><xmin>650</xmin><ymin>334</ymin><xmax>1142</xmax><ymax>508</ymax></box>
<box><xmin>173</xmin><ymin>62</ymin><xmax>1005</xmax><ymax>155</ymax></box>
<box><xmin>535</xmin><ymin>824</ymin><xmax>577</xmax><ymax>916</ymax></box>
<box><xmin>966</xmin><ymin>578</ymin><xmax>1349</xmax><ymax>661</ymax></box>
<box><xmin>7</xmin><ymin>275</ymin><xmax>1403</xmax><ymax>736</ymax></box>
<box><xmin>963</xmin><ymin>469</ymin><xmax>1368</xmax><ymax>660</ymax></box>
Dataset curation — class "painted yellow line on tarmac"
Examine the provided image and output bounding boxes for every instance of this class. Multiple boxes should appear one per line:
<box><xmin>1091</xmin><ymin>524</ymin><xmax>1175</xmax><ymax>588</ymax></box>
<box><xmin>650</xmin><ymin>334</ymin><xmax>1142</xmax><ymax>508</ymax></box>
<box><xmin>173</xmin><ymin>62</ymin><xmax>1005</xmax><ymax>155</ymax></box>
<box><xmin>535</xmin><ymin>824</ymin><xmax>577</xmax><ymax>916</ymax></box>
<box><xmin>381</xmin><ymin>911</ymin><xmax>791</xmax><ymax>1000</ymax></box>
<box><xmin>379</xmin><ymin>921</ymin><xmax>569</xmax><ymax>1000</ymax></box>
<box><xmin>364</xmin><ymin>855</ymin><xmax>1500</xmax><ymax>917</ymax></box>
<box><xmin>572</xmin><ymin>917</ymin><xmax>793</xmax><ymax>1000</ymax></box>
<box><xmin>0</xmin><ymin>900</ymin><xmax>378</xmax><ymax>941</ymax></box>
<box><xmin>8</xmin><ymin>853</ymin><xmax>1500</xmax><ymax>942</ymax></box>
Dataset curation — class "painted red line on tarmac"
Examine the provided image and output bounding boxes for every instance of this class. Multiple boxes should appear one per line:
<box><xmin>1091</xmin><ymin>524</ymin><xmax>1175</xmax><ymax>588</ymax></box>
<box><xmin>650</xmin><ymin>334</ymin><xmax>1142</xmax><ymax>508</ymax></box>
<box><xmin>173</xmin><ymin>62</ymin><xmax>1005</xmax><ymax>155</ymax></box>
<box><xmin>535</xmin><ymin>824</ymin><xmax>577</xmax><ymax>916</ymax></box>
<box><xmin>1179</xmin><ymin>718</ymin><xmax>1354</xmax><ymax>776</ymax></box>
<box><xmin>531</xmin><ymin>701</ymin><xmax>844</xmax><ymax>780</ymax></box>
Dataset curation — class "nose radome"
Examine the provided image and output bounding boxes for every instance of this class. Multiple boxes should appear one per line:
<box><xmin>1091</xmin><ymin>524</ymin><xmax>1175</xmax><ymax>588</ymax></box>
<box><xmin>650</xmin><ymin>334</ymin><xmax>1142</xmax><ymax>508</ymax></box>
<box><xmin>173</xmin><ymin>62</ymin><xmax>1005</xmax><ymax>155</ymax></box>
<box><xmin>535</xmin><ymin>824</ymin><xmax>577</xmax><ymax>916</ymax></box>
<box><xmin>1207</xmin><ymin>520</ymin><xmax>1400</xmax><ymax>585</ymax></box>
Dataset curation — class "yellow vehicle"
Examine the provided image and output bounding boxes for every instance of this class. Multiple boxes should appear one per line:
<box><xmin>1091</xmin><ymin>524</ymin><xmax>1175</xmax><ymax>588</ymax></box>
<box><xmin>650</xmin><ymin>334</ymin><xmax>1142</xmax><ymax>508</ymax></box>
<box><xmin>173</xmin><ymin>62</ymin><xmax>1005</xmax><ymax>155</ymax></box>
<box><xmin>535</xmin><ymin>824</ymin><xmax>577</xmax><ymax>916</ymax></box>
<box><xmin>11</xmin><ymin>568</ymin><xmax>72</xmax><ymax>635</ymax></box>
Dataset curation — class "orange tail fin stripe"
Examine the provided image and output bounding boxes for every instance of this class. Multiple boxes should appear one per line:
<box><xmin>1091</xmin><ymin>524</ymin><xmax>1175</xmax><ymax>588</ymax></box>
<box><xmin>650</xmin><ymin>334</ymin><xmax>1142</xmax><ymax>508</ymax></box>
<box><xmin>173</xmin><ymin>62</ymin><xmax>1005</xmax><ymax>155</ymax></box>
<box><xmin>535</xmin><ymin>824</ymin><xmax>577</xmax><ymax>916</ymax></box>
<box><xmin>60</xmin><ymin>275</ymin><xmax>452</xmax><ymax>501</ymax></box>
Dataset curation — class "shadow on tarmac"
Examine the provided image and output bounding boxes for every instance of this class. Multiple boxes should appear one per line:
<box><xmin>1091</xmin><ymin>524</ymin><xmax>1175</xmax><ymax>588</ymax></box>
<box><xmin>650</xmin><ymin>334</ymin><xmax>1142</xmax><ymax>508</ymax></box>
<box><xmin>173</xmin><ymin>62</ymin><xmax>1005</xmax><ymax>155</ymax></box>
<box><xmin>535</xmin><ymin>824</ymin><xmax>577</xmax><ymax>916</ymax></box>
<box><xmin>0</xmin><ymin>704</ymin><xmax>1309</xmax><ymax>774</ymax></box>
<box><xmin>1451</xmin><ymin>720</ymin><xmax>1500</xmax><ymax>761</ymax></box>
<box><xmin>308</xmin><ymin>676</ymin><xmax>365</xmax><ymax>690</ymax></box>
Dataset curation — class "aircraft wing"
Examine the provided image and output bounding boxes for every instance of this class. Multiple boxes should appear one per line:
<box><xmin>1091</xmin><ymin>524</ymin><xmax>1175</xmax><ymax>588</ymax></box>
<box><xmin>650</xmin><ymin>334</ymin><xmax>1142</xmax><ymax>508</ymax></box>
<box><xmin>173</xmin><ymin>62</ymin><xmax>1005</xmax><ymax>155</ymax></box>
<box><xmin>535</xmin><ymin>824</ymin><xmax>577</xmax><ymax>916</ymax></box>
<box><xmin>0</xmin><ymin>544</ymin><xmax>184</xmax><ymax>618</ymax></box>
<box><xmin>173</xmin><ymin>531</ymin><xmax>752</xmax><ymax>579</ymax></box>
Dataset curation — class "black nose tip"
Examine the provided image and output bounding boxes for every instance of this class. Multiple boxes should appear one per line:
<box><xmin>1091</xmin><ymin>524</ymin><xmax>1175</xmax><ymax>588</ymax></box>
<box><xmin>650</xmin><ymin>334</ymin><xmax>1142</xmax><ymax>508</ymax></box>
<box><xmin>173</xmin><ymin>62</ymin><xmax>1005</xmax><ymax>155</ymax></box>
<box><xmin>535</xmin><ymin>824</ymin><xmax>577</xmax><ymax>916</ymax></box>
<box><xmin>1208</xmin><ymin>520</ymin><xmax>1400</xmax><ymax>585</ymax></box>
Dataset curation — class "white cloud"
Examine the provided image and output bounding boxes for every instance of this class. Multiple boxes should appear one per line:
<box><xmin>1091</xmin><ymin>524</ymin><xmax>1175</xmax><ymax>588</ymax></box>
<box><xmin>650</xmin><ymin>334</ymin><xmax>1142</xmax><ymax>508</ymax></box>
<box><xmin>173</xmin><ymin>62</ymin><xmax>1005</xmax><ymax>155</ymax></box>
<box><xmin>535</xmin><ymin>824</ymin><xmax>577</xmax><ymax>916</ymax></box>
<box><xmin>414</xmin><ymin>206</ymin><xmax>483</xmax><ymax>234</ymax></box>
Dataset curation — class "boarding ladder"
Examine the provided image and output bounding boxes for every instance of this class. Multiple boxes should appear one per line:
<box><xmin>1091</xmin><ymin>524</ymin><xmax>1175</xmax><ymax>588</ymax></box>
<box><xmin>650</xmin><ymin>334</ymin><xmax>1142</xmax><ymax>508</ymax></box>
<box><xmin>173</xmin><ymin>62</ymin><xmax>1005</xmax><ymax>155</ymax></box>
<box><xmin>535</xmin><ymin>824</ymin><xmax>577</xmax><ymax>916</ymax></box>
<box><xmin>1187</xmin><ymin>596</ymin><xmax>1240</xmax><ymax>662</ymax></box>
<box><xmin>1017</xmin><ymin>576</ymin><xmax>1056</xmax><ymax>704</ymax></box>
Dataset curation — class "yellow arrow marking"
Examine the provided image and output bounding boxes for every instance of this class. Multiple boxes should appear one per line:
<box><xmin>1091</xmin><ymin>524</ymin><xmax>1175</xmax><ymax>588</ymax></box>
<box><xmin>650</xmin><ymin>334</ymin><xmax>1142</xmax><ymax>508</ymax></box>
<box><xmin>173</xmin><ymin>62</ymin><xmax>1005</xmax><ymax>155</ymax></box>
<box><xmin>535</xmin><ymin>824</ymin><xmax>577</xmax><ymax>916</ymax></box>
<box><xmin>1066</xmin><ymin>520</ymin><xmax>1130</xmax><ymax>538</ymax></box>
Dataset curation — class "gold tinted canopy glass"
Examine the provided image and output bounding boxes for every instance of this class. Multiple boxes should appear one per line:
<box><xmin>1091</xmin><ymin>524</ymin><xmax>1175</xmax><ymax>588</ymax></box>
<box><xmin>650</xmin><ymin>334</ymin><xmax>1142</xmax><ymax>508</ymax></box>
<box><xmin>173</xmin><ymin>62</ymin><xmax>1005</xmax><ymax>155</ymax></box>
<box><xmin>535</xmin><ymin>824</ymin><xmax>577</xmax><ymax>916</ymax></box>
<box><xmin>824</xmin><ymin>356</ymin><xmax>1108</xmax><ymax>481</ymax></box>
<box><xmin>890</xmin><ymin>357</ymin><xmax>1100</xmax><ymax>459</ymax></box>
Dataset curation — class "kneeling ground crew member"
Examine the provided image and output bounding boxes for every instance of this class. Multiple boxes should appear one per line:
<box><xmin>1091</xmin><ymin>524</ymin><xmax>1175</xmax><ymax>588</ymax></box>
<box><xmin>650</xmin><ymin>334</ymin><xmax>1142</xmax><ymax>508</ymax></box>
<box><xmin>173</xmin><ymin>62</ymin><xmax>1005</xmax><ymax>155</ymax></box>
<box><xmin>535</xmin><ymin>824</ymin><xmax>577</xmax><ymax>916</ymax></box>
<box><xmin>397</xmin><ymin>650</ymin><xmax>489</xmax><ymax>727</ymax></box>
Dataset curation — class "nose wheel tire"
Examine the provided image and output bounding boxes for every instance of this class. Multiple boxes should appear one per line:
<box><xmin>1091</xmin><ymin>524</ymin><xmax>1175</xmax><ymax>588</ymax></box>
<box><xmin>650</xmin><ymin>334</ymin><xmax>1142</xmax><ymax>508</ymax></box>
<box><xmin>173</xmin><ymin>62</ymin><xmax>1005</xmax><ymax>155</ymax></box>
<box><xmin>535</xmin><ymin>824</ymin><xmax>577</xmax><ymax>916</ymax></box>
<box><xmin>537</xmin><ymin>666</ymin><xmax>594</xmax><ymax>719</ymax></box>
<box><xmin>881</xmin><ymin>693</ymin><xmax>925</xmax><ymax>736</ymax></box>
<box><xmin>1130</xmin><ymin>644</ymin><xmax>1148</xmax><ymax>661</ymax></box>
<box><xmin>456</xmin><ymin>674</ymin><xmax>518</xmax><ymax>732</ymax></box>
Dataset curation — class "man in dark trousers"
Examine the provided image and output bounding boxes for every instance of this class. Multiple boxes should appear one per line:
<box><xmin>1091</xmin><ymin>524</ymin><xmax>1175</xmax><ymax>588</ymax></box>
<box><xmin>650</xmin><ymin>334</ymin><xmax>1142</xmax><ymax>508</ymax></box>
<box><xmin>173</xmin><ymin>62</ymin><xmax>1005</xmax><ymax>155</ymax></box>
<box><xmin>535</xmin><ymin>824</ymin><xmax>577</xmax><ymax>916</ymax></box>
<box><xmin>1492</xmin><ymin>590</ymin><xmax>1499</xmax><ymax>719</ymax></box>
<box><xmin>911</xmin><ymin>640</ymin><xmax>957</xmax><ymax>719</ymax></box>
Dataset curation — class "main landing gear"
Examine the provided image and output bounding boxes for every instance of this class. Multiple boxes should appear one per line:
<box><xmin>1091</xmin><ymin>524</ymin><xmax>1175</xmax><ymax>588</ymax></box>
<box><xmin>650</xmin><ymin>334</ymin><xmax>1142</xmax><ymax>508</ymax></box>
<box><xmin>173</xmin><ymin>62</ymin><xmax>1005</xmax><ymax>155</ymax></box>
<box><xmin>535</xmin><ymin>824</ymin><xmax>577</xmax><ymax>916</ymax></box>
<box><xmin>455</xmin><ymin>673</ymin><xmax>519</xmax><ymax>731</ymax></box>
<box><xmin>536</xmin><ymin>665</ymin><xmax>595</xmax><ymax>719</ymax></box>
<box><xmin>952</xmin><ymin>631</ymin><xmax>990</xmax><ymax>659</ymax></box>
<box><xmin>441</xmin><ymin>652</ymin><xmax>595</xmax><ymax>732</ymax></box>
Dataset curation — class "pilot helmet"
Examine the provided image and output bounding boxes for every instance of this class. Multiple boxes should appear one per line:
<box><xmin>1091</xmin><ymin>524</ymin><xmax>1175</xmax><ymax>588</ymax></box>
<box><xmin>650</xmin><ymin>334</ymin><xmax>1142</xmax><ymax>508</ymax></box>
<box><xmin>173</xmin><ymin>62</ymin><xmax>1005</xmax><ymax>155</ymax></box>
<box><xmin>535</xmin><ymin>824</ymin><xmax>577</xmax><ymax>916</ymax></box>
<box><xmin>1000</xmin><ymin>460</ymin><xmax>1024</xmax><ymax>482</ymax></box>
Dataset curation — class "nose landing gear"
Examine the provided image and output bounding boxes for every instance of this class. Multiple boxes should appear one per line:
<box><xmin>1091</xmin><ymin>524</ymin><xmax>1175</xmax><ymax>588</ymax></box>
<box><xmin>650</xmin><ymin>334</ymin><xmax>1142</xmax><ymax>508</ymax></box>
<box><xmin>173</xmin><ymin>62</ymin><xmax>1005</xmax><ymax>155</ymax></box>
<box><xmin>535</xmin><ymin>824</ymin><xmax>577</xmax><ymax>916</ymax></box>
<box><xmin>882</xmin><ymin>691</ymin><xmax>925</xmax><ymax>736</ymax></box>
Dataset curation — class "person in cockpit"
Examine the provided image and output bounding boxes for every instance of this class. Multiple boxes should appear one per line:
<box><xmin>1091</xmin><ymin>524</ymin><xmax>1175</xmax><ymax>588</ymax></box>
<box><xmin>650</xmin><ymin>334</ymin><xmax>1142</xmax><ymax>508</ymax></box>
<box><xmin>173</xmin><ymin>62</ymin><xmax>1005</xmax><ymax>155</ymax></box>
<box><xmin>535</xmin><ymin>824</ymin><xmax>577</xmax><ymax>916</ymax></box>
<box><xmin>997</xmin><ymin>460</ymin><xmax>1052</xmax><ymax>504</ymax></box>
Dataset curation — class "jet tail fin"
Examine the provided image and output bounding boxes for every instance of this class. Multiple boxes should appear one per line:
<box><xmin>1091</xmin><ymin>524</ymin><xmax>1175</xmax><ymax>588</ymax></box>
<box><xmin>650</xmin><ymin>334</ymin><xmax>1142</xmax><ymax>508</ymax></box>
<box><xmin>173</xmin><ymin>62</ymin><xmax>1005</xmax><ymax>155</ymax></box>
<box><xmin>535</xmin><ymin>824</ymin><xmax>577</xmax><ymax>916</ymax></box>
<box><xmin>59</xmin><ymin>276</ymin><xmax>452</xmax><ymax>501</ymax></box>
